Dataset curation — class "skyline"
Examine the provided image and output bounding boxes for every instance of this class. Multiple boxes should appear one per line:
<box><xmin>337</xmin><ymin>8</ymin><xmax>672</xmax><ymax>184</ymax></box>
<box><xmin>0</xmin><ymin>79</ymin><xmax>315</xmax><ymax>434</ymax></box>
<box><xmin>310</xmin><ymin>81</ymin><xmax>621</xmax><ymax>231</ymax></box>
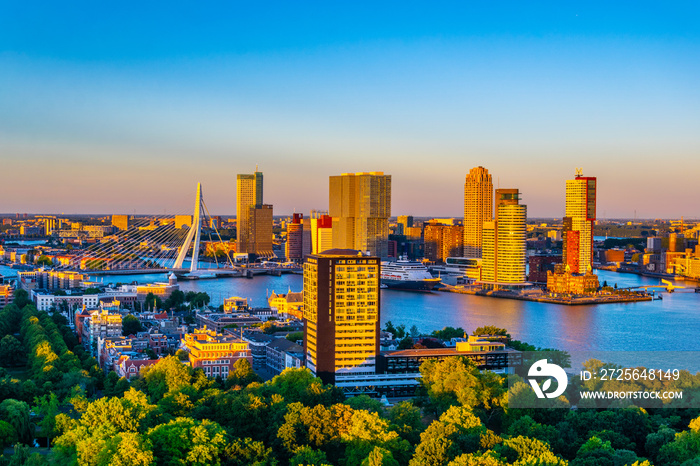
<box><xmin>1</xmin><ymin>2</ymin><xmax>699</xmax><ymax>218</ymax></box>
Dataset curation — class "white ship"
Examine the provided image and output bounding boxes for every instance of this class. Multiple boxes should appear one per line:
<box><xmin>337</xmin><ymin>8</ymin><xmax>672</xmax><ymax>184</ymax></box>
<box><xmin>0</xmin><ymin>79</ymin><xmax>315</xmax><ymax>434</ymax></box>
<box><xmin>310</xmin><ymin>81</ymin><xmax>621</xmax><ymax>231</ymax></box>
<box><xmin>381</xmin><ymin>259</ymin><xmax>441</xmax><ymax>291</ymax></box>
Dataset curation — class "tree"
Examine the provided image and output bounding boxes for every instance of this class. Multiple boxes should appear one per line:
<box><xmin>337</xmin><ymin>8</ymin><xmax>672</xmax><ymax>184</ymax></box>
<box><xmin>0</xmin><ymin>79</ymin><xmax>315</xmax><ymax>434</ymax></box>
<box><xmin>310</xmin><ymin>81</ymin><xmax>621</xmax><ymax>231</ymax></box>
<box><xmin>36</xmin><ymin>255</ymin><xmax>53</xmax><ymax>267</ymax></box>
<box><xmin>147</xmin><ymin>417</ymin><xmax>227</xmax><ymax>466</ymax></box>
<box><xmin>226</xmin><ymin>358</ymin><xmax>262</xmax><ymax>388</ymax></box>
<box><xmin>289</xmin><ymin>446</ymin><xmax>329</xmax><ymax>466</ymax></box>
<box><xmin>144</xmin><ymin>293</ymin><xmax>162</xmax><ymax>312</ymax></box>
<box><xmin>419</xmin><ymin>357</ymin><xmax>481</xmax><ymax>414</ymax></box>
<box><xmin>345</xmin><ymin>395</ymin><xmax>383</xmax><ymax>414</ymax></box>
<box><xmin>409</xmin><ymin>406</ymin><xmax>484</xmax><ymax>466</ymax></box>
<box><xmin>0</xmin><ymin>420</ymin><xmax>18</xmax><ymax>449</ymax></box>
<box><xmin>472</xmin><ymin>326</ymin><xmax>508</xmax><ymax>337</ymax></box>
<box><xmin>409</xmin><ymin>325</ymin><xmax>420</xmax><ymax>338</ymax></box>
<box><xmin>13</xmin><ymin>289</ymin><xmax>31</xmax><ymax>309</ymax></box>
<box><xmin>164</xmin><ymin>290</ymin><xmax>186</xmax><ymax>310</ymax></box>
<box><xmin>432</xmin><ymin>327</ymin><xmax>466</xmax><ymax>341</ymax></box>
<box><xmin>286</xmin><ymin>331</ymin><xmax>304</xmax><ymax>343</ymax></box>
<box><xmin>397</xmin><ymin>336</ymin><xmax>414</xmax><ymax>350</ymax></box>
<box><xmin>361</xmin><ymin>446</ymin><xmax>400</xmax><ymax>466</ymax></box>
<box><xmin>656</xmin><ymin>416</ymin><xmax>700</xmax><ymax>465</ymax></box>
<box><xmin>122</xmin><ymin>314</ymin><xmax>143</xmax><ymax>336</ymax></box>
<box><xmin>0</xmin><ymin>335</ymin><xmax>25</xmax><ymax>367</ymax></box>
<box><xmin>388</xmin><ymin>401</ymin><xmax>424</xmax><ymax>445</ymax></box>
<box><xmin>0</xmin><ymin>399</ymin><xmax>33</xmax><ymax>444</ymax></box>
<box><xmin>98</xmin><ymin>432</ymin><xmax>154</xmax><ymax>466</ymax></box>
<box><xmin>222</xmin><ymin>437</ymin><xmax>275</xmax><ymax>466</ymax></box>
<box><xmin>34</xmin><ymin>393</ymin><xmax>60</xmax><ymax>447</ymax></box>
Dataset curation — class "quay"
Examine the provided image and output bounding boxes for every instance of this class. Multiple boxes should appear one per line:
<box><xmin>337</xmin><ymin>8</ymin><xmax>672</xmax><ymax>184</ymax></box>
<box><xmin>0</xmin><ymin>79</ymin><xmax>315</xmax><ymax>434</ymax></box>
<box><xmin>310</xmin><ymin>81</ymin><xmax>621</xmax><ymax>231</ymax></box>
<box><xmin>439</xmin><ymin>284</ymin><xmax>653</xmax><ymax>305</ymax></box>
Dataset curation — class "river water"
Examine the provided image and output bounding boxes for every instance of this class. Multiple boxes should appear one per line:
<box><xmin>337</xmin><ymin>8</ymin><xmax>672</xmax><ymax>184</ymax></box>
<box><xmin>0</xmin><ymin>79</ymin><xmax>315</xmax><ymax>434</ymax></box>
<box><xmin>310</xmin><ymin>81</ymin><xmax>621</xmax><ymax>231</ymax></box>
<box><xmin>2</xmin><ymin>263</ymin><xmax>698</xmax><ymax>371</ymax></box>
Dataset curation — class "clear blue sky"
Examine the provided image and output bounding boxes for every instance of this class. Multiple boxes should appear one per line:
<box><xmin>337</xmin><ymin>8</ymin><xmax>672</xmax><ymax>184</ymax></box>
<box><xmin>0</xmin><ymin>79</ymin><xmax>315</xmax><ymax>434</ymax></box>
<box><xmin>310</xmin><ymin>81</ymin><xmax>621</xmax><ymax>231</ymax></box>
<box><xmin>1</xmin><ymin>1</ymin><xmax>698</xmax><ymax>218</ymax></box>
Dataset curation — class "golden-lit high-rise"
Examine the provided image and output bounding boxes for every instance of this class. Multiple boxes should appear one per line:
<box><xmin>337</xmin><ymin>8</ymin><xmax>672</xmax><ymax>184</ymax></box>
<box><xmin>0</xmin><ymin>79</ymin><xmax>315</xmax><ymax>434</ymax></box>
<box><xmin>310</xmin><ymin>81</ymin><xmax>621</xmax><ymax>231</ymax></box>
<box><xmin>463</xmin><ymin>166</ymin><xmax>493</xmax><ymax>258</ymax></box>
<box><xmin>564</xmin><ymin>172</ymin><xmax>596</xmax><ymax>273</ymax></box>
<box><xmin>303</xmin><ymin>249</ymin><xmax>380</xmax><ymax>385</ymax></box>
<box><xmin>237</xmin><ymin>170</ymin><xmax>273</xmax><ymax>257</ymax></box>
<box><xmin>329</xmin><ymin>172</ymin><xmax>391</xmax><ymax>258</ymax></box>
<box><xmin>111</xmin><ymin>215</ymin><xmax>129</xmax><ymax>231</ymax></box>
<box><xmin>481</xmin><ymin>189</ymin><xmax>527</xmax><ymax>286</ymax></box>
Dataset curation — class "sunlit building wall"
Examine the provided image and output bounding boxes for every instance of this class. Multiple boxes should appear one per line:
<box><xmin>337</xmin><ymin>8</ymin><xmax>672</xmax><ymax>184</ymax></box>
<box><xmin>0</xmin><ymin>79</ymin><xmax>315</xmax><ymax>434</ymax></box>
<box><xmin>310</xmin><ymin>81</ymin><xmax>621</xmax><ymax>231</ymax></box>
<box><xmin>463</xmin><ymin>166</ymin><xmax>493</xmax><ymax>259</ymax></box>
<box><xmin>329</xmin><ymin>172</ymin><xmax>391</xmax><ymax>258</ymax></box>
<box><xmin>480</xmin><ymin>189</ymin><xmax>527</xmax><ymax>285</ymax></box>
<box><xmin>111</xmin><ymin>215</ymin><xmax>129</xmax><ymax>231</ymax></box>
<box><xmin>564</xmin><ymin>173</ymin><xmax>596</xmax><ymax>273</ymax></box>
<box><xmin>303</xmin><ymin>250</ymin><xmax>380</xmax><ymax>385</ymax></box>
<box><xmin>237</xmin><ymin>170</ymin><xmax>273</xmax><ymax>257</ymax></box>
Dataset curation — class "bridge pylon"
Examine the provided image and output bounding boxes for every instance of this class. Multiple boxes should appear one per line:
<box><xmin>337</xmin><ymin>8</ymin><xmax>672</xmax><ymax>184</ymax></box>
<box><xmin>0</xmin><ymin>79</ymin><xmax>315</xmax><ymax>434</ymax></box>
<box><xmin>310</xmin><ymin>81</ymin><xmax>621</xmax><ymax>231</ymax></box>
<box><xmin>173</xmin><ymin>183</ymin><xmax>203</xmax><ymax>272</ymax></box>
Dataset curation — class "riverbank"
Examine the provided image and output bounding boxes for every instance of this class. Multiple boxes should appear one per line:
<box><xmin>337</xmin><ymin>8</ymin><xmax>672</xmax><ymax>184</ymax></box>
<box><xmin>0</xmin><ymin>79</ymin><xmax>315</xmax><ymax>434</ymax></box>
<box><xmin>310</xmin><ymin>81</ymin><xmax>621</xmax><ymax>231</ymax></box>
<box><xmin>439</xmin><ymin>285</ymin><xmax>653</xmax><ymax>305</ymax></box>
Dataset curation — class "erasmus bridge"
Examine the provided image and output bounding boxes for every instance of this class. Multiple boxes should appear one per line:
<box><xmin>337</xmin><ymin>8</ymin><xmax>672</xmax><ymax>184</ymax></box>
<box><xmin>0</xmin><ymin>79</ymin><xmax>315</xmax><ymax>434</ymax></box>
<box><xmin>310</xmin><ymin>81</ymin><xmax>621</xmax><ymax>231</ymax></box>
<box><xmin>59</xmin><ymin>184</ymin><xmax>281</xmax><ymax>279</ymax></box>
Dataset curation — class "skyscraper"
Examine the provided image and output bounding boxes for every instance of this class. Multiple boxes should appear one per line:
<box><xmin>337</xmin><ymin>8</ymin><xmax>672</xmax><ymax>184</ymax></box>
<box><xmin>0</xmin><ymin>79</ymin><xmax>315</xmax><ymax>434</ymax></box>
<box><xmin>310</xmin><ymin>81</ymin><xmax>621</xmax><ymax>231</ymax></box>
<box><xmin>303</xmin><ymin>249</ymin><xmax>380</xmax><ymax>385</ymax></box>
<box><xmin>285</xmin><ymin>213</ymin><xmax>304</xmax><ymax>262</ymax></box>
<box><xmin>111</xmin><ymin>215</ymin><xmax>129</xmax><ymax>231</ymax></box>
<box><xmin>396</xmin><ymin>215</ymin><xmax>414</xmax><ymax>236</ymax></box>
<box><xmin>464</xmin><ymin>166</ymin><xmax>493</xmax><ymax>258</ymax></box>
<box><xmin>481</xmin><ymin>189</ymin><xmax>527</xmax><ymax>286</ymax></box>
<box><xmin>329</xmin><ymin>172</ymin><xmax>391</xmax><ymax>258</ymax></box>
<box><xmin>563</xmin><ymin>171</ymin><xmax>596</xmax><ymax>273</ymax></box>
<box><xmin>237</xmin><ymin>170</ymin><xmax>273</xmax><ymax>257</ymax></box>
<box><xmin>310</xmin><ymin>211</ymin><xmax>333</xmax><ymax>254</ymax></box>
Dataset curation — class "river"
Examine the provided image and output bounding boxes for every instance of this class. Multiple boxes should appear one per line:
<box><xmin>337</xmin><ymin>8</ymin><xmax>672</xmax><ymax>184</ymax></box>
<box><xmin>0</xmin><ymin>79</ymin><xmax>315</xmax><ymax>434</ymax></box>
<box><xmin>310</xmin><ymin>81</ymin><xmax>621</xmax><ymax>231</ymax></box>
<box><xmin>2</xmin><ymin>264</ymin><xmax>698</xmax><ymax>371</ymax></box>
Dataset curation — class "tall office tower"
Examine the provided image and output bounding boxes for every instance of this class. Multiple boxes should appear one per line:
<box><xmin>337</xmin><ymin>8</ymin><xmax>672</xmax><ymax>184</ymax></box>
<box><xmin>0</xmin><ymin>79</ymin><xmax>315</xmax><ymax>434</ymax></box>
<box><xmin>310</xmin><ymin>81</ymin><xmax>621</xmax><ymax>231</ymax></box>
<box><xmin>310</xmin><ymin>212</ymin><xmax>333</xmax><ymax>254</ymax></box>
<box><xmin>303</xmin><ymin>250</ymin><xmax>380</xmax><ymax>385</ymax></box>
<box><xmin>329</xmin><ymin>172</ymin><xmax>391</xmax><ymax>258</ymax></box>
<box><xmin>481</xmin><ymin>189</ymin><xmax>527</xmax><ymax>286</ymax></box>
<box><xmin>175</xmin><ymin>215</ymin><xmax>193</xmax><ymax>229</ymax></box>
<box><xmin>111</xmin><ymin>215</ymin><xmax>129</xmax><ymax>231</ymax></box>
<box><xmin>563</xmin><ymin>172</ymin><xmax>596</xmax><ymax>273</ymax></box>
<box><xmin>286</xmin><ymin>213</ymin><xmax>304</xmax><ymax>262</ymax></box>
<box><xmin>44</xmin><ymin>218</ymin><xmax>57</xmax><ymax>236</ymax></box>
<box><xmin>237</xmin><ymin>170</ymin><xmax>273</xmax><ymax>256</ymax></box>
<box><xmin>463</xmin><ymin>166</ymin><xmax>493</xmax><ymax>258</ymax></box>
<box><xmin>248</xmin><ymin>204</ymin><xmax>274</xmax><ymax>258</ymax></box>
<box><xmin>396</xmin><ymin>215</ymin><xmax>414</xmax><ymax>236</ymax></box>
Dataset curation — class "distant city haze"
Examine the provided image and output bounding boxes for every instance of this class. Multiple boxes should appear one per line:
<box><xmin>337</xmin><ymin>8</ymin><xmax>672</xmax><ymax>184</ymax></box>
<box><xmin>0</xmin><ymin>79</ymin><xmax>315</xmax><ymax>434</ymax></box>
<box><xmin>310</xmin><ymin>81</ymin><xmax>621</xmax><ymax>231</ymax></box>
<box><xmin>1</xmin><ymin>3</ymin><xmax>698</xmax><ymax>218</ymax></box>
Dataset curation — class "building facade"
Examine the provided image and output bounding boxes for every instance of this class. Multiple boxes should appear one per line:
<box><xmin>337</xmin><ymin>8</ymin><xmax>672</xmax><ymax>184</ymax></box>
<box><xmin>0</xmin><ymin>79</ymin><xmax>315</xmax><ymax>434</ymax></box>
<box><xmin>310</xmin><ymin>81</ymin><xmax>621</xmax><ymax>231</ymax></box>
<box><xmin>481</xmin><ymin>189</ymin><xmax>527</xmax><ymax>286</ymax></box>
<box><xmin>564</xmin><ymin>172</ymin><xmax>596</xmax><ymax>273</ymax></box>
<box><xmin>329</xmin><ymin>172</ymin><xmax>391</xmax><ymax>259</ymax></box>
<box><xmin>182</xmin><ymin>328</ymin><xmax>252</xmax><ymax>379</ymax></box>
<box><xmin>285</xmin><ymin>213</ymin><xmax>305</xmax><ymax>262</ymax></box>
<box><xmin>303</xmin><ymin>250</ymin><xmax>380</xmax><ymax>384</ymax></box>
<box><xmin>463</xmin><ymin>166</ymin><xmax>493</xmax><ymax>259</ymax></box>
<box><xmin>236</xmin><ymin>170</ymin><xmax>273</xmax><ymax>257</ymax></box>
<box><xmin>423</xmin><ymin>222</ymin><xmax>464</xmax><ymax>263</ymax></box>
<box><xmin>310</xmin><ymin>213</ymin><xmax>333</xmax><ymax>255</ymax></box>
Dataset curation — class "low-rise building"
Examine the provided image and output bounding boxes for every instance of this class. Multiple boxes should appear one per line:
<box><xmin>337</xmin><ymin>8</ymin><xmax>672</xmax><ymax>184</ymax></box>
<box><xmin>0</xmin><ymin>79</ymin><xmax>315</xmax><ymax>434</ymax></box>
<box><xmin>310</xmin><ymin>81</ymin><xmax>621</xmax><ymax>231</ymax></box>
<box><xmin>196</xmin><ymin>312</ymin><xmax>263</xmax><ymax>332</ymax></box>
<box><xmin>83</xmin><ymin>310</ymin><xmax>123</xmax><ymax>351</ymax></box>
<box><xmin>546</xmin><ymin>269</ymin><xmax>600</xmax><ymax>295</ymax></box>
<box><xmin>377</xmin><ymin>344</ymin><xmax>521</xmax><ymax>374</ymax></box>
<box><xmin>181</xmin><ymin>328</ymin><xmax>252</xmax><ymax>379</ymax></box>
<box><xmin>240</xmin><ymin>331</ymin><xmax>275</xmax><ymax>369</ymax></box>
<box><xmin>0</xmin><ymin>285</ymin><xmax>12</xmax><ymax>308</ymax></box>
<box><xmin>265</xmin><ymin>338</ymin><xmax>304</xmax><ymax>375</ymax></box>
<box><xmin>268</xmin><ymin>291</ymin><xmax>303</xmax><ymax>320</ymax></box>
<box><xmin>223</xmin><ymin>296</ymin><xmax>249</xmax><ymax>312</ymax></box>
<box><xmin>32</xmin><ymin>291</ymin><xmax>100</xmax><ymax>312</ymax></box>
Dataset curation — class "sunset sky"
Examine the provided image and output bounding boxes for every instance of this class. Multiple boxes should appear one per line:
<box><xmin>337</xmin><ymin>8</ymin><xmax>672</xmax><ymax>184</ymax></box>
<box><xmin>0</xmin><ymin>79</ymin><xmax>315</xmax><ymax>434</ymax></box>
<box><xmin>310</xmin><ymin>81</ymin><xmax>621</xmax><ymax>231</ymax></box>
<box><xmin>1</xmin><ymin>2</ymin><xmax>698</xmax><ymax>218</ymax></box>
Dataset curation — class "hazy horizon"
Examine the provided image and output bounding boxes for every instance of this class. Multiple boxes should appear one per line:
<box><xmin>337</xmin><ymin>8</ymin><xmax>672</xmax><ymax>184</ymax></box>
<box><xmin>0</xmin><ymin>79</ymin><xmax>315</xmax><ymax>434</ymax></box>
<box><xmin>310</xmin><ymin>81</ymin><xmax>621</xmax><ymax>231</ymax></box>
<box><xmin>2</xmin><ymin>2</ymin><xmax>698</xmax><ymax>218</ymax></box>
